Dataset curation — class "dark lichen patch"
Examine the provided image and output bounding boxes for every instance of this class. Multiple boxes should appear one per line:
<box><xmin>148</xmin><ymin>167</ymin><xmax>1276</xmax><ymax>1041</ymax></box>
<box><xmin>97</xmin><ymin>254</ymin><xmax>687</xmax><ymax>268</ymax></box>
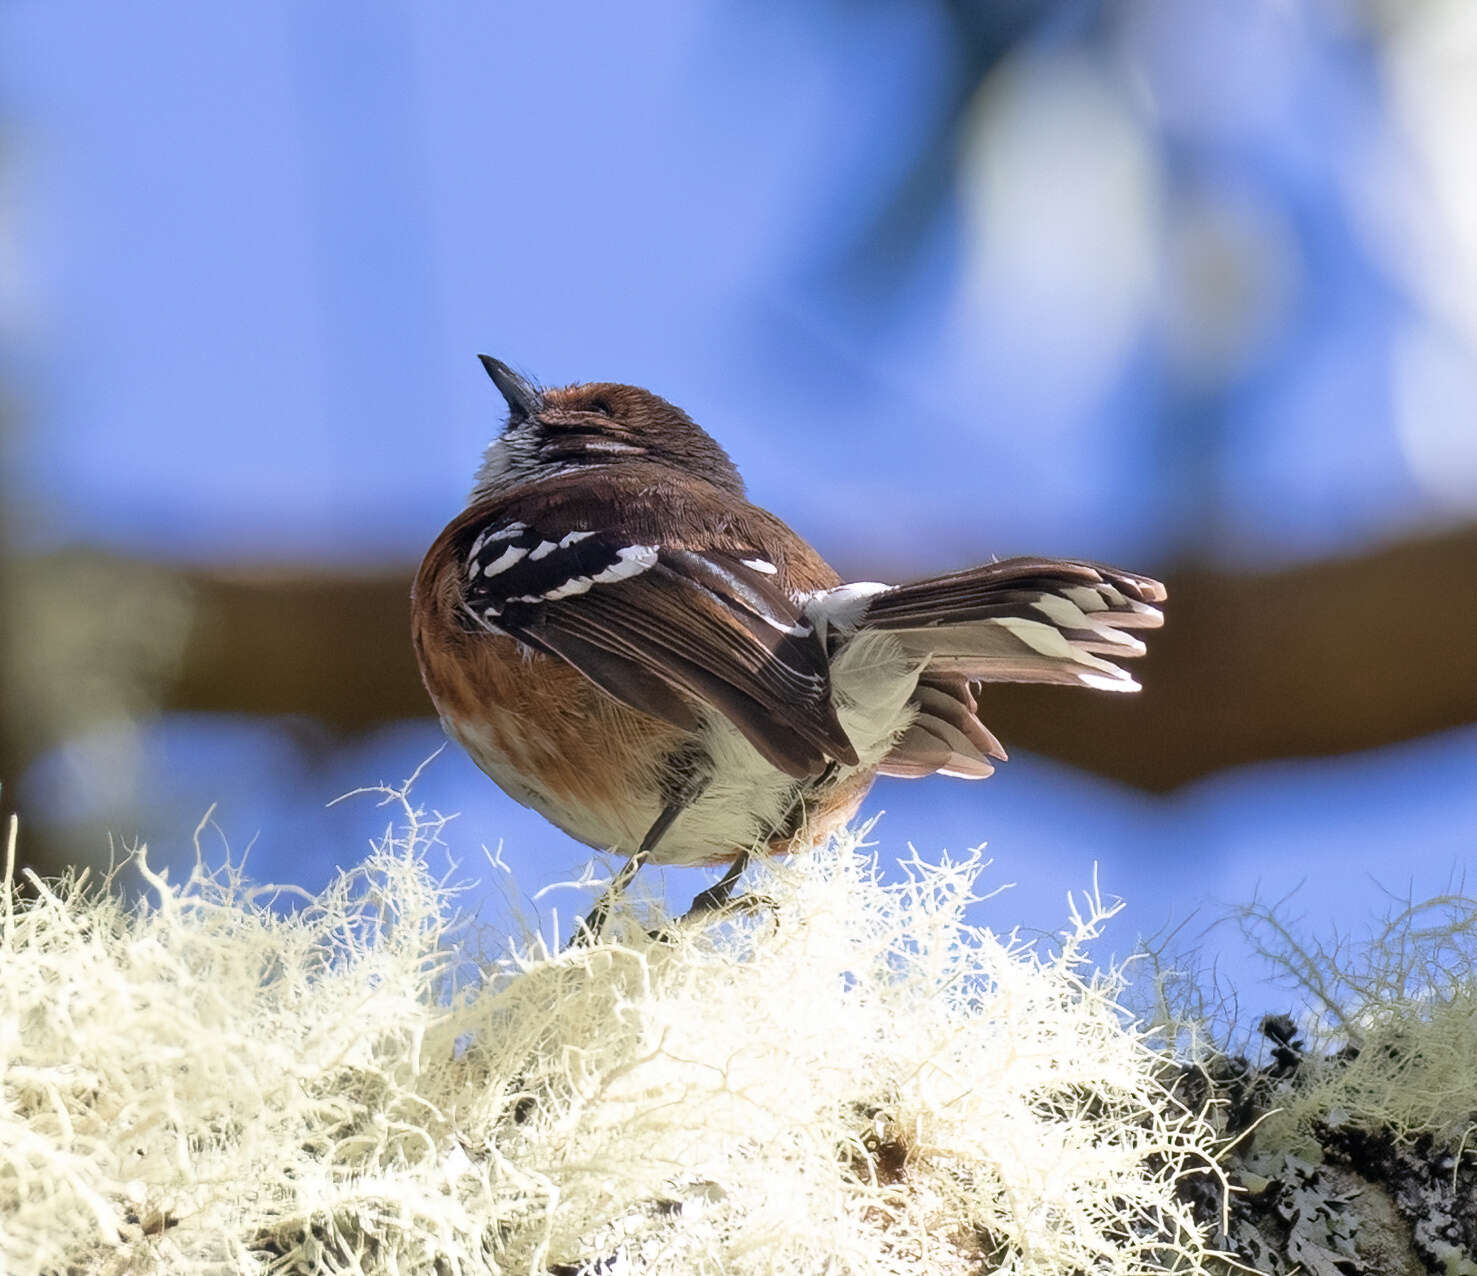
<box><xmin>1321</xmin><ymin>1123</ymin><xmax>1477</xmax><ymax>1273</ymax></box>
<box><xmin>1169</xmin><ymin>1015</ymin><xmax>1475</xmax><ymax>1275</ymax></box>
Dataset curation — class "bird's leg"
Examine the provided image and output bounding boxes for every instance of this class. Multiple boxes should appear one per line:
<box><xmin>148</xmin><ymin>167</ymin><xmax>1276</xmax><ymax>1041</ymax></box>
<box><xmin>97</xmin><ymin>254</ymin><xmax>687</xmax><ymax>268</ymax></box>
<box><xmin>570</xmin><ymin>851</ymin><xmax>649</xmax><ymax>947</ymax></box>
<box><xmin>570</xmin><ymin>767</ymin><xmax>712</xmax><ymax>946</ymax></box>
<box><xmin>682</xmin><ymin>850</ymin><xmax>750</xmax><ymax>918</ymax></box>
<box><xmin>681</xmin><ymin>761</ymin><xmax>841</xmax><ymax>920</ymax></box>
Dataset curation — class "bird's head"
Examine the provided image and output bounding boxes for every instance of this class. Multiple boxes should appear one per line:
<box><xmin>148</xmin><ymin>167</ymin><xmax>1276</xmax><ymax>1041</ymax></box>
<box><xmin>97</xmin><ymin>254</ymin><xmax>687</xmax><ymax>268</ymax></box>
<box><xmin>470</xmin><ymin>356</ymin><xmax>745</xmax><ymax>500</ymax></box>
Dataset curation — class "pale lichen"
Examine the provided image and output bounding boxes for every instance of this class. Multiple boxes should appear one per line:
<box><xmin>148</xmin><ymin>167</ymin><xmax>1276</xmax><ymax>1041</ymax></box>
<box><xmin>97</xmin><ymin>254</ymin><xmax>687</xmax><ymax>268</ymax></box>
<box><xmin>1</xmin><ymin>792</ymin><xmax>1224</xmax><ymax>1275</ymax></box>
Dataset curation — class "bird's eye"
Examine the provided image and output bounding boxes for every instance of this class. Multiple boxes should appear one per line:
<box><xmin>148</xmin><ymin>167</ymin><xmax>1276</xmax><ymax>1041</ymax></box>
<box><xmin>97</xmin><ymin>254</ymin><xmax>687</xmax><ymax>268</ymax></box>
<box><xmin>587</xmin><ymin>397</ymin><xmax>613</xmax><ymax>417</ymax></box>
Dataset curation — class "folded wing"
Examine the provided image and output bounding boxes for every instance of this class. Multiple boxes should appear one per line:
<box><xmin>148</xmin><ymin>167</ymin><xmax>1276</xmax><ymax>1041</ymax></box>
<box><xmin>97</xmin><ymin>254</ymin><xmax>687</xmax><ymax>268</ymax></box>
<box><xmin>461</xmin><ymin>520</ymin><xmax>858</xmax><ymax>778</ymax></box>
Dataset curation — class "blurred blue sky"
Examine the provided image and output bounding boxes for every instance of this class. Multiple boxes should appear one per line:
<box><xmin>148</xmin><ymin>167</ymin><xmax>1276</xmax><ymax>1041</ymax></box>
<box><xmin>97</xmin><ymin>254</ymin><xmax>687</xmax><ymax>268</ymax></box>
<box><xmin>4</xmin><ymin>0</ymin><xmax>1476</xmax><ymax>1029</ymax></box>
<box><xmin>6</xmin><ymin>0</ymin><xmax>1475</xmax><ymax>568</ymax></box>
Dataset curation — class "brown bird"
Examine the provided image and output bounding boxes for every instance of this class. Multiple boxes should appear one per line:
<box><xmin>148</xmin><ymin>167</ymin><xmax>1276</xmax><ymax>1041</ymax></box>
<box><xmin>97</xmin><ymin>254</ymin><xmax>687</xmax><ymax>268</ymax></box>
<box><xmin>413</xmin><ymin>358</ymin><xmax>1165</xmax><ymax>933</ymax></box>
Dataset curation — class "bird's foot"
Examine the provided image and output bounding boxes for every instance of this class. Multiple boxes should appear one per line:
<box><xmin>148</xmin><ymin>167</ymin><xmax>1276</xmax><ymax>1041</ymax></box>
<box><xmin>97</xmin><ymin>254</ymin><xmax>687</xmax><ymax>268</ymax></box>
<box><xmin>644</xmin><ymin>883</ymin><xmax>776</xmax><ymax>944</ymax></box>
<box><xmin>683</xmin><ymin>889</ymin><xmax>774</xmax><ymax>924</ymax></box>
<box><xmin>565</xmin><ymin>849</ymin><xmax>649</xmax><ymax>949</ymax></box>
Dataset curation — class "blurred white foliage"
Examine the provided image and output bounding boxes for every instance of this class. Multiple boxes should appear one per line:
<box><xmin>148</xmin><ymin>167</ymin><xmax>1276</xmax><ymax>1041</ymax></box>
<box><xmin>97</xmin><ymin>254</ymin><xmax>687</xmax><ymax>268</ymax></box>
<box><xmin>1392</xmin><ymin>321</ymin><xmax>1477</xmax><ymax>513</ymax></box>
<box><xmin>955</xmin><ymin>50</ymin><xmax>1163</xmax><ymax>439</ymax></box>
<box><xmin>1367</xmin><ymin>0</ymin><xmax>1477</xmax><ymax>515</ymax></box>
<box><xmin>1159</xmin><ymin>182</ymin><xmax>1303</xmax><ymax>385</ymax></box>
<box><xmin>0</xmin><ymin>798</ymin><xmax>1223</xmax><ymax>1275</ymax></box>
<box><xmin>1379</xmin><ymin>0</ymin><xmax>1477</xmax><ymax>350</ymax></box>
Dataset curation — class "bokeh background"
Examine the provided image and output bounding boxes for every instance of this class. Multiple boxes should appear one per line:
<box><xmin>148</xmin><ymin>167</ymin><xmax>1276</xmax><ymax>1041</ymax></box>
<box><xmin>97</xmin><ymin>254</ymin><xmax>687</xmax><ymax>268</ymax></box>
<box><xmin>3</xmin><ymin>0</ymin><xmax>1475</xmax><ymax>1022</ymax></box>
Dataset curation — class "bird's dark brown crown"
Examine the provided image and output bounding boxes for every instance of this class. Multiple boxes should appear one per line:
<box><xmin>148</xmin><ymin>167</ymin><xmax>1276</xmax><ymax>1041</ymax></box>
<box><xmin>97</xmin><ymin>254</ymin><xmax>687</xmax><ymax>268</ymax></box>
<box><xmin>470</xmin><ymin>357</ymin><xmax>745</xmax><ymax>501</ymax></box>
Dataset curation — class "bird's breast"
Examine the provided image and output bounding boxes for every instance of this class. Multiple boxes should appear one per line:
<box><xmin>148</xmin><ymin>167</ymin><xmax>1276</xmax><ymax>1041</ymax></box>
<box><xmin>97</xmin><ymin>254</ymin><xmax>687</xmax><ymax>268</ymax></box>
<box><xmin>419</xmin><ymin>631</ymin><xmax>674</xmax><ymax>850</ymax></box>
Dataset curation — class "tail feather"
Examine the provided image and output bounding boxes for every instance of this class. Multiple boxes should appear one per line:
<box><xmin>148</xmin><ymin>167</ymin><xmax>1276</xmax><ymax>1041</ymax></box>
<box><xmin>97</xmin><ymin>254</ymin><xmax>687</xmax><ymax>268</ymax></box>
<box><xmin>810</xmin><ymin>558</ymin><xmax>1165</xmax><ymax>783</ymax></box>
<box><xmin>877</xmin><ymin>673</ymin><xmax>1008</xmax><ymax>780</ymax></box>
<box><xmin>863</xmin><ymin>559</ymin><xmax>1165</xmax><ymax>628</ymax></box>
<box><xmin>914</xmin><ymin>677</ymin><xmax>1007</xmax><ymax>761</ymax></box>
<box><xmin>881</xmin><ymin>724</ymin><xmax>997</xmax><ymax>779</ymax></box>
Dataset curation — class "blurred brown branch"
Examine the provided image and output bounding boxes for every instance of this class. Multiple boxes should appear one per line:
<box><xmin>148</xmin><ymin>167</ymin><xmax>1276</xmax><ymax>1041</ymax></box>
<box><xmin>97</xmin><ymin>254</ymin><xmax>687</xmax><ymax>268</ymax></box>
<box><xmin>3</xmin><ymin>525</ymin><xmax>1475</xmax><ymax>803</ymax></box>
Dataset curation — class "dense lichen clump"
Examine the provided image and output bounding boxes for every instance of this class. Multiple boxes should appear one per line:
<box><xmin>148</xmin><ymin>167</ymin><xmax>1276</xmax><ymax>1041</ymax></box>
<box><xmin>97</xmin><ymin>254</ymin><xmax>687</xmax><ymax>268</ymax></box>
<box><xmin>0</xmin><ymin>799</ymin><xmax>1222</xmax><ymax>1276</ymax></box>
<box><xmin>1167</xmin><ymin>892</ymin><xmax>1477</xmax><ymax>1275</ymax></box>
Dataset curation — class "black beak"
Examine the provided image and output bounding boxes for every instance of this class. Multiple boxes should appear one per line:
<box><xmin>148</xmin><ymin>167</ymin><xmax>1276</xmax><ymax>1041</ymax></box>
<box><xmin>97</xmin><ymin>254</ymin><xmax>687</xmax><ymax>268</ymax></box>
<box><xmin>478</xmin><ymin>355</ymin><xmax>544</xmax><ymax>419</ymax></box>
